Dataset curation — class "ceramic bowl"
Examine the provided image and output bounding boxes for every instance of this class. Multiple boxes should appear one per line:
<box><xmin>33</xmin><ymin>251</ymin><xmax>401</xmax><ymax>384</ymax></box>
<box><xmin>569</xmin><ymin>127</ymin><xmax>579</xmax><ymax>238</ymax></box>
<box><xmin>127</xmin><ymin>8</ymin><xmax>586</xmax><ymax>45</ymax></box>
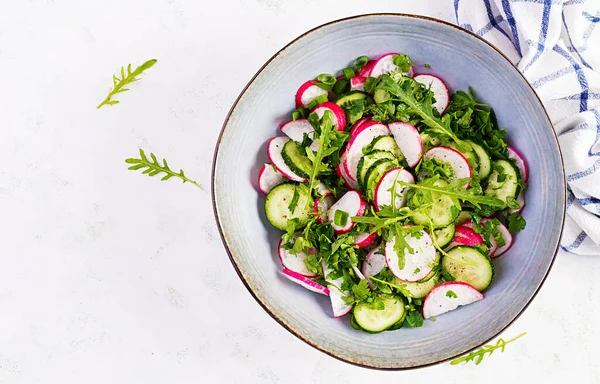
<box><xmin>212</xmin><ymin>13</ymin><xmax>565</xmax><ymax>369</ymax></box>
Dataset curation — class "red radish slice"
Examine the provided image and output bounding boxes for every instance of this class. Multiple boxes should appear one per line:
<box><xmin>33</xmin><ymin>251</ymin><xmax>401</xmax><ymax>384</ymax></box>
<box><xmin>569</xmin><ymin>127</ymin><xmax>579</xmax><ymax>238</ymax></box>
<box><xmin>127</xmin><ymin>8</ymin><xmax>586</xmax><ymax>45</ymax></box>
<box><xmin>314</xmin><ymin>195</ymin><xmax>335</xmax><ymax>223</ymax></box>
<box><xmin>388</xmin><ymin>122</ymin><xmax>422</xmax><ymax>168</ymax></box>
<box><xmin>358</xmin><ymin>60</ymin><xmax>376</xmax><ymax>77</ymax></box>
<box><xmin>258</xmin><ymin>163</ymin><xmax>286</xmax><ymax>194</ymax></box>
<box><xmin>374</xmin><ymin>167</ymin><xmax>415</xmax><ymax>211</ymax></box>
<box><xmin>482</xmin><ymin>218</ymin><xmax>513</xmax><ymax>257</ymax></box>
<box><xmin>327</xmin><ymin>191</ymin><xmax>366</xmax><ymax>233</ymax></box>
<box><xmin>354</xmin><ymin>232</ymin><xmax>378</xmax><ymax>248</ymax></box>
<box><xmin>313</xmin><ymin>102</ymin><xmax>347</xmax><ymax>131</ymax></box>
<box><xmin>349</xmin><ymin>118</ymin><xmax>368</xmax><ymax>136</ymax></box>
<box><xmin>361</xmin><ymin>246</ymin><xmax>386</xmax><ymax>278</ymax></box>
<box><xmin>350</xmin><ymin>76</ymin><xmax>366</xmax><ymax>91</ymax></box>
<box><xmin>370</xmin><ymin>53</ymin><xmax>414</xmax><ymax>78</ymax></box>
<box><xmin>344</xmin><ymin>121</ymin><xmax>391</xmax><ymax>181</ymax></box>
<box><xmin>267</xmin><ymin>137</ymin><xmax>307</xmax><ymax>182</ymax></box>
<box><xmin>295</xmin><ymin>80</ymin><xmax>328</xmax><ymax>108</ymax></box>
<box><xmin>445</xmin><ymin>224</ymin><xmax>484</xmax><ymax>250</ymax></box>
<box><xmin>507</xmin><ymin>147</ymin><xmax>528</xmax><ymax>183</ymax></box>
<box><xmin>423</xmin><ymin>146</ymin><xmax>472</xmax><ymax>185</ymax></box>
<box><xmin>422</xmin><ymin>282</ymin><xmax>483</xmax><ymax>319</ymax></box>
<box><xmin>509</xmin><ymin>191</ymin><xmax>526</xmax><ymax>214</ymax></box>
<box><xmin>462</xmin><ymin>222</ymin><xmax>498</xmax><ymax>257</ymax></box>
<box><xmin>282</xmin><ymin>269</ymin><xmax>330</xmax><ymax>296</ymax></box>
<box><xmin>385</xmin><ymin>228</ymin><xmax>436</xmax><ymax>282</ymax></box>
<box><xmin>315</xmin><ymin>182</ymin><xmax>332</xmax><ymax>197</ymax></box>
<box><xmin>322</xmin><ymin>261</ymin><xmax>353</xmax><ymax>317</ymax></box>
<box><xmin>337</xmin><ymin>152</ymin><xmax>359</xmax><ymax>189</ymax></box>
<box><xmin>278</xmin><ymin>238</ymin><xmax>317</xmax><ymax>277</ymax></box>
<box><xmin>280</xmin><ymin>119</ymin><xmax>319</xmax><ymax>152</ymax></box>
<box><xmin>414</xmin><ymin>74</ymin><xmax>450</xmax><ymax>114</ymax></box>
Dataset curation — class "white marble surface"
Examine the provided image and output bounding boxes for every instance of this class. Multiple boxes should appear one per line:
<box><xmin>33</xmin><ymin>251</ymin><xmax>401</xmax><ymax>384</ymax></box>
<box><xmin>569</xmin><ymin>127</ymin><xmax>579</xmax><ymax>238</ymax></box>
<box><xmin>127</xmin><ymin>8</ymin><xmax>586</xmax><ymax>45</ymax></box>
<box><xmin>1</xmin><ymin>0</ymin><xmax>599</xmax><ymax>383</ymax></box>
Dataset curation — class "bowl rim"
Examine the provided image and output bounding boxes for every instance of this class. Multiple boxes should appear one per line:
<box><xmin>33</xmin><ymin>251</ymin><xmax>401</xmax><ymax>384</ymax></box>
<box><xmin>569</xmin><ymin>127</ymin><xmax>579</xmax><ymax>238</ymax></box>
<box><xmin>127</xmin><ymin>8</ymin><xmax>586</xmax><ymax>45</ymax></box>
<box><xmin>211</xmin><ymin>12</ymin><xmax>566</xmax><ymax>370</ymax></box>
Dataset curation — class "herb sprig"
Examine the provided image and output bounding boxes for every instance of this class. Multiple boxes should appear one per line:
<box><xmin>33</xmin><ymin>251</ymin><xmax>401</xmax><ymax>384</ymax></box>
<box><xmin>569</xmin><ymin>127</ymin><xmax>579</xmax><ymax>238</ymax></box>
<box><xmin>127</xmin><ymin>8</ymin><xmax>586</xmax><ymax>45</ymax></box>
<box><xmin>125</xmin><ymin>149</ymin><xmax>203</xmax><ymax>189</ymax></box>
<box><xmin>450</xmin><ymin>332</ymin><xmax>527</xmax><ymax>365</ymax></box>
<box><xmin>98</xmin><ymin>59</ymin><xmax>157</xmax><ymax>109</ymax></box>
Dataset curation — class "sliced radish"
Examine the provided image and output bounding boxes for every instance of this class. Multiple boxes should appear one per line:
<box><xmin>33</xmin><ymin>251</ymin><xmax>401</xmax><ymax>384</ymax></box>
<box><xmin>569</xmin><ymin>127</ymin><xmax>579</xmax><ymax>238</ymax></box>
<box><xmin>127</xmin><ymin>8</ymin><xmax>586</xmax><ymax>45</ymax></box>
<box><xmin>462</xmin><ymin>222</ymin><xmax>498</xmax><ymax>257</ymax></box>
<box><xmin>267</xmin><ymin>137</ymin><xmax>307</xmax><ymax>182</ymax></box>
<box><xmin>445</xmin><ymin>224</ymin><xmax>484</xmax><ymax>250</ymax></box>
<box><xmin>423</xmin><ymin>146</ymin><xmax>472</xmax><ymax>185</ymax></box>
<box><xmin>481</xmin><ymin>218</ymin><xmax>513</xmax><ymax>257</ymax></box>
<box><xmin>374</xmin><ymin>167</ymin><xmax>415</xmax><ymax>211</ymax></box>
<box><xmin>349</xmin><ymin>118</ymin><xmax>368</xmax><ymax>136</ymax></box>
<box><xmin>385</xmin><ymin>228</ymin><xmax>436</xmax><ymax>282</ymax></box>
<box><xmin>282</xmin><ymin>269</ymin><xmax>330</xmax><ymax>296</ymax></box>
<box><xmin>370</xmin><ymin>53</ymin><xmax>414</xmax><ymax>78</ymax></box>
<box><xmin>295</xmin><ymin>80</ymin><xmax>328</xmax><ymax>108</ymax></box>
<box><xmin>353</xmin><ymin>232</ymin><xmax>378</xmax><ymax>248</ymax></box>
<box><xmin>258</xmin><ymin>163</ymin><xmax>286</xmax><ymax>194</ymax></box>
<box><xmin>422</xmin><ymin>282</ymin><xmax>484</xmax><ymax>319</ymax></box>
<box><xmin>315</xmin><ymin>182</ymin><xmax>332</xmax><ymax>197</ymax></box>
<box><xmin>352</xmin><ymin>265</ymin><xmax>367</xmax><ymax>281</ymax></box>
<box><xmin>350</xmin><ymin>76</ymin><xmax>366</xmax><ymax>91</ymax></box>
<box><xmin>507</xmin><ymin>147</ymin><xmax>528</xmax><ymax>183</ymax></box>
<box><xmin>344</xmin><ymin>121</ymin><xmax>391</xmax><ymax>181</ymax></box>
<box><xmin>414</xmin><ymin>74</ymin><xmax>450</xmax><ymax>114</ymax></box>
<box><xmin>314</xmin><ymin>195</ymin><xmax>335</xmax><ymax>223</ymax></box>
<box><xmin>280</xmin><ymin>119</ymin><xmax>319</xmax><ymax>152</ymax></box>
<box><xmin>362</xmin><ymin>246</ymin><xmax>386</xmax><ymax>278</ymax></box>
<box><xmin>337</xmin><ymin>151</ymin><xmax>359</xmax><ymax>189</ymax></box>
<box><xmin>388</xmin><ymin>122</ymin><xmax>422</xmax><ymax>168</ymax></box>
<box><xmin>327</xmin><ymin>190</ymin><xmax>366</xmax><ymax>234</ymax></box>
<box><xmin>509</xmin><ymin>191</ymin><xmax>526</xmax><ymax>214</ymax></box>
<box><xmin>322</xmin><ymin>261</ymin><xmax>352</xmax><ymax>317</ymax></box>
<box><xmin>278</xmin><ymin>238</ymin><xmax>317</xmax><ymax>277</ymax></box>
<box><xmin>313</xmin><ymin>102</ymin><xmax>347</xmax><ymax>131</ymax></box>
<box><xmin>358</xmin><ymin>60</ymin><xmax>376</xmax><ymax>77</ymax></box>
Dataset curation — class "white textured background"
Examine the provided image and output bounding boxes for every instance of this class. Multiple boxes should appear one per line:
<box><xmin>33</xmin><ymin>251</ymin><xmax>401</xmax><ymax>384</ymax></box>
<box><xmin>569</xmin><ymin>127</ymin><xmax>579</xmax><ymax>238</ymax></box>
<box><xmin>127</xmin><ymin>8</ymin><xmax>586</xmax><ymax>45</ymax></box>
<box><xmin>0</xmin><ymin>0</ymin><xmax>599</xmax><ymax>383</ymax></box>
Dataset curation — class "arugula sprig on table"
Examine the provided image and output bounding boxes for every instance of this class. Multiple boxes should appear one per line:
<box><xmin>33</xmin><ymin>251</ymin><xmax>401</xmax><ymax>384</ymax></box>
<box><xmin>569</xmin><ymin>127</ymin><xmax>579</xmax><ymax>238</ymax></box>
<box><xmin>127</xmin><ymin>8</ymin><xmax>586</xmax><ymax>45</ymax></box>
<box><xmin>98</xmin><ymin>59</ymin><xmax>157</xmax><ymax>108</ymax></box>
<box><xmin>125</xmin><ymin>149</ymin><xmax>203</xmax><ymax>190</ymax></box>
<box><xmin>450</xmin><ymin>332</ymin><xmax>527</xmax><ymax>365</ymax></box>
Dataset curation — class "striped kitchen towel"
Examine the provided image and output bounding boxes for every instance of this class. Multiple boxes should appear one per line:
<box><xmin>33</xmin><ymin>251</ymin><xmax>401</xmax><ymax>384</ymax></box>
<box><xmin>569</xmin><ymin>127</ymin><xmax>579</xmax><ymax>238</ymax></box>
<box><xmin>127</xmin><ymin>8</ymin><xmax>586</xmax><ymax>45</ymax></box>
<box><xmin>455</xmin><ymin>0</ymin><xmax>600</xmax><ymax>255</ymax></box>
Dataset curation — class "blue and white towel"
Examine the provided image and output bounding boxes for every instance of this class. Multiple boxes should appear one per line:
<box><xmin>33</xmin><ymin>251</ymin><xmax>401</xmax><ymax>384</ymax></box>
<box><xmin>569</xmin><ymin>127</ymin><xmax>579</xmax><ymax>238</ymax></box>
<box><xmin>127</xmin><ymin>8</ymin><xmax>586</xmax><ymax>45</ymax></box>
<box><xmin>455</xmin><ymin>0</ymin><xmax>600</xmax><ymax>256</ymax></box>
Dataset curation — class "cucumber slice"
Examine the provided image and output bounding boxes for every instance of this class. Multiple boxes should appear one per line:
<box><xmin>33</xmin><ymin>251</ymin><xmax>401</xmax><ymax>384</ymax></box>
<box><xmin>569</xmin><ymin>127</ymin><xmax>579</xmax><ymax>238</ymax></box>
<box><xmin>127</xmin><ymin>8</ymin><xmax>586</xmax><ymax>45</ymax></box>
<box><xmin>373</xmin><ymin>89</ymin><xmax>391</xmax><ymax>104</ymax></box>
<box><xmin>365</xmin><ymin>159</ymin><xmax>399</xmax><ymax>200</ymax></box>
<box><xmin>353</xmin><ymin>296</ymin><xmax>406</xmax><ymax>333</ymax></box>
<box><xmin>400</xmin><ymin>272</ymin><xmax>441</xmax><ymax>299</ymax></box>
<box><xmin>368</xmin><ymin>136</ymin><xmax>404</xmax><ymax>159</ymax></box>
<box><xmin>335</xmin><ymin>91</ymin><xmax>372</xmax><ymax>109</ymax></box>
<box><xmin>411</xmin><ymin>180</ymin><xmax>461</xmax><ymax>228</ymax></box>
<box><xmin>455</xmin><ymin>210</ymin><xmax>473</xmax><ymax>225</ymax></box>
<box><xmin>265</xmin><ymin>183</ymin><xmax>312</xmax><ymax>231</ymax></box>
<box><xmin>357</xmin><ymin>150</ymin><xmax>395</xmax><ymax>190</ymax></box>
<box><xmin>433</xmin><ymin>224</ymin><xmax>455</xmax><ymax>248</ymax></box>
<box><xmin>467</xmin><ymin>141</ymin><xmax>492</xmax><ymax>179</ymax></box>
<box><xmin>442</xmin><ymin>246</ymin><xmax>494</xmax><ymax>291</ymax></box>
<box><xmin>485</xmin><ymin>159</ymin><xmax>519</xmax><ymax>205</ymax></box>
<box><xmin>445</xmin><ymin>142</ymin><xmax>479</xmax><ymax>172</ymax></box>
<box><xmin>420</xmin><ymin>251</ymin><xmax>441</xmax><ymax>282</ymax></box>
<box><xmin>420</xmin><ymin>131</ymin><xmax>442</xmax><ymax>149</ymax></box>
<box><xmin>281</xmin><ymin>140</ymin><xmax>312</xmax><ymax>178</ymax></box>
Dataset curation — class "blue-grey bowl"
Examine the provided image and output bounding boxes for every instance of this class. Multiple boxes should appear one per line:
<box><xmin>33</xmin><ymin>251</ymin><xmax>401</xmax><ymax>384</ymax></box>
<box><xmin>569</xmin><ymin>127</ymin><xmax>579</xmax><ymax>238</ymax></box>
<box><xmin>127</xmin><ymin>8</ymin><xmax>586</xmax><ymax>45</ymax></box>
<box><xmin>212</xmin><ymin>14</ymin><xmax>565</xmax><ymax>369</ymax></box>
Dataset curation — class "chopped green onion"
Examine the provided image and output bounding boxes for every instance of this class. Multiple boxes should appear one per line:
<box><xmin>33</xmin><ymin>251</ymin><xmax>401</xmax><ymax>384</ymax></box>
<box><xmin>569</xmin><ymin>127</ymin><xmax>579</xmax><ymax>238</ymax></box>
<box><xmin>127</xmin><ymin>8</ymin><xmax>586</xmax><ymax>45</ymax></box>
<box><xmin>424</xmin><ymin>63</ymin><xmax>432</xmax><ymax>69</ymax></box>
<box><xmin>317</xmin><ymin>73</ymin><xmax>337</xmax><ymax>85</ymax></box>
<box><xmin>342</xmin><ymin>67</ymin><xmax>356</xmax><ymax>79</ymax></box>
<box><xmin>311</xmin><ymin>80</ymin><xmax>332</xmax><ymax>92</ymax></box>
<box><xmin>292</xmin><ymin>107</ymin><xmax>309</xmax><ymax>121</ymax></box>
<box><xmin>354</xmin><ymin>56</ymin><xmax>369</xmax><ymax>71</ymax></box>
<box><xmin>307</xmin><ymin>94</ymin><xmax>329</xmax><ymax>110</ymax></box>
<box><xmin>332</xmin><ymin>78</ymin><xmax>349</xmax><ymax>95</ymax></box>
<box><xmin>334</xmin><ymin>210</ymin><xmax>349</xmax><ymax>227</ymax></box>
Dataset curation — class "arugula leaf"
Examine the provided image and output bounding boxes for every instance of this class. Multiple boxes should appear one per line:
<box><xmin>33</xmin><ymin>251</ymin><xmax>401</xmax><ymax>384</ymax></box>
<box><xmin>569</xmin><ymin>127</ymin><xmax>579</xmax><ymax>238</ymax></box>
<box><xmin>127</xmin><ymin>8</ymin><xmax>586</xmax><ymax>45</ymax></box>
<box><xmin>288</xmin><ymin>186</ymin><xmax>300</xmax><ymax>213</ymax></box>
<box><xmin>507</xmin><ymin>212</ymin><xmax>527</xmax><ymax>234</ymax></box>
<box><xmin>450</xmin><ymin>332</ymin><xmax>527</xmax><ymax>366</ymax></box>
<box><xmin>98</xmin><ymin>59</ymin><xmax>157</xmax><ymax>108</ymax></box>
<box><xmin>420</xmin><ymin>158</ymin><xmax>455</xmax><ymax>179</ymax></box>
<box><xmin>125</xmin><ymin>149</ymin><xmax>202</xmax><ymax>189</ymax></box>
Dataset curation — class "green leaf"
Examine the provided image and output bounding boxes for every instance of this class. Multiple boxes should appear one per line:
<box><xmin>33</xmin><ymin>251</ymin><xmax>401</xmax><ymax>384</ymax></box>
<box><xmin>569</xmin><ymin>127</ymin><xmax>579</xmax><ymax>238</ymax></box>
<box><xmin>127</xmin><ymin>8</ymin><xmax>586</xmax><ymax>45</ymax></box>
<box><xmin>125</xmin><ymin>149</ymin><xmax>202</xmax><ymax>190</ymax></box>
<box><xmin>288</xmin><ymin>186</ymin><xmax>300</xmax><ymax>213</ymax></box>
<box><xmin>392</xmin><ymin>53</ymin><xmax>413</xmax><ymax>73</ymax></box>
<box><xmin>403</xmin><ymin>311</ymin><xmax>424</xmax><ymax>328</ymax></box>
<box><xmin>450</xmin><ymin>332</ymin><xmax>527</xmax><ymax>366</ymax></box>
<box><xmin>354</xmin><ymin>55</ymin><xmax>369</xmax><ymax>71</ymax></box>
<box><xmin>98</xmin><ymin>59</ymin><xmax>157</xmax><ymax>109</ymax></box>
<box><xmin>446</xmin><ymin>290</ymin><xmax>458</xmax><ymax>298</ymax></box>
<box><xmin>507</xmin><ymin>212</ymin><xmax>527</xmax><ymax>234</ymax></box>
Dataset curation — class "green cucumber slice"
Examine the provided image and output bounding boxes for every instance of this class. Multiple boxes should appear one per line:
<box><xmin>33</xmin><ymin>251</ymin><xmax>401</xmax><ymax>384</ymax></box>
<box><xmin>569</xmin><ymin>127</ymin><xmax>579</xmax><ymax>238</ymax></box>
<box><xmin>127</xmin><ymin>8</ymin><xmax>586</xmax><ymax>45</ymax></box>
<box><xmin>353</xmin><ymin>296</ymin><xmax>406</xmax><ymax>333</ymax></box>
<box><xmin>442</xmin><ymin>246</ymin><xmax>494</xmax><ymax>291</ymax></box>
<box><xmin>264</xmin><ymin>183</ymin><xmax>312</xmax><ymax>231</ymax></box>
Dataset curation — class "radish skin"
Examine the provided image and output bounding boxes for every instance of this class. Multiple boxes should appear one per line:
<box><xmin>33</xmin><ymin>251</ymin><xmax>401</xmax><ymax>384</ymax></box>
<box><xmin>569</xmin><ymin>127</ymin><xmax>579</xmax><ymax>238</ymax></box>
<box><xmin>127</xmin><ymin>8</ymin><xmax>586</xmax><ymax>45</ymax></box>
<box><xmin>314</xmin><ymin>195</ymin><xmax>335</xmax><ymax>223</ymax></box>
<box><xmin>370</xmin><ymin>53</ymin><xmax>414</xmax><ymax>78</ymax></box>
<box><xmin>313</xmin><ymin>102</ymin><xmax>347</xmax><ymax>131</ymax></box>
<box><xmin>482</xmin><ymin>218</ymin><xmax>513</xmax><ymax>257</ymax></box>
<box><xmin>280</xmin><ymin>119</ymin><xmax>319</xmax><ymax>152</ymax></box>
<box><xmin>267</xmin><ymin>137</ymin><xmax>307</xmax><ymax>182</ymax></box>
<box><xmin>349</xmin><ymin>118</ymin><xmax>368</xmax><ymax>136</ymax></box>
<box><xmin>507</xmin><ymin>147</ymin><xmax>528</xmax><ymax>183</ymax></box>
<box><xmin>462</xmin><ymin>222</ymin><xmax>498</xmax><ymax>257</ymax></box>
<box><xmin>353</xmin><ymin>232</ymin><xmax>378</xmax><ymax>248</ymax></box>
<box><xmin>388</xmin><ymin>122</ymin><xmax>422</xmax><ymax>168</ymax></box>
<box><xmin>413</xmin><ymin>74</ymin><xmax>450</xmax><ymax>114</ymax></box>
<box><xmin>278</xmin><ymin>238</ymin><xmax>317</xmax><ymax>277</ymax></box>
<box><xmin>282</xmin><ymin>269</ymin><xmax>330</xmax><ymax>296</ymax></box>
<box><xmin>374</xmin><ymin>167</ymin><xmax>415</xmax><ymax>211</ymax></box>
<box><xmin>350</xmin><ymin>76</ymin><xmax>366</xmax><ymax>91</ymax></box>
<box><xmin>362</xmin><ymin>246</ymin><xmax>386</xmax><ymax>278</ymax></box>
<box><xmin>358</xmin><ymin>60</ymin><xmax>376</xmax><ymax>77</ymax></box>
<box><xmin>423</xmin><ymin>146</ymin><xmax>472</xmax><ymax>186</ymax></box>
<box><xmin>344</xmin><ymin>121</ymin><xmax>390</xmax><ymax>181</ymax></box>
<box><xmin>258</xmin><ymin>163</ymin><xmax>286</xmax><ymax>194</ymax></box>
<box><xmin>337</xmin><ymin>151</ymin><xmax>359</xmax><ymax>189</ymax></box>
<box><xmin>295</xmin><ymin>80</ymin><xmax>328</xmax><ymax>108</ymax></box>
<box><xmin>422</xmin><ymin>282</ymin><xmax>483</xmax><ymax>319</ymax></box>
